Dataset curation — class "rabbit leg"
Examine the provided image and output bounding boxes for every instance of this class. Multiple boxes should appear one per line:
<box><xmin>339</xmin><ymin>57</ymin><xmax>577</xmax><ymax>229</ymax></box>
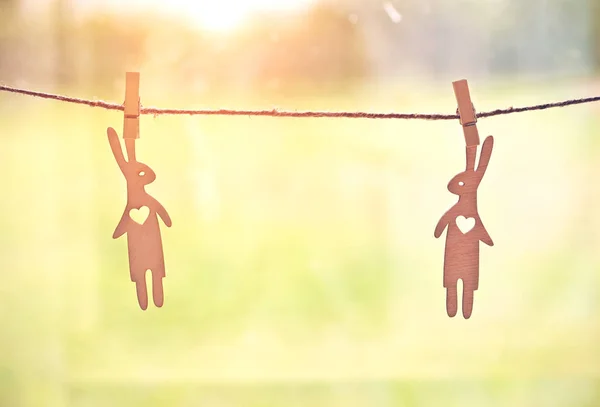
<box><xmin>462</xmin><ymin>289</ymin><xmax>474</xmax><ymax>319</ymax></box>
<box><xmin>152</xmin><ymin>271</ymin><xmax>164</xmax><ymax>308</ymax></box>
<box><xmin>446</xmin><ymin>285</ymin><xmax>458</xmax><ymax>317</ymax></box>
<box><xmin>135</xmin><ymin>280</ymin><xmax>149</xmax><ymax>310</ymax></box>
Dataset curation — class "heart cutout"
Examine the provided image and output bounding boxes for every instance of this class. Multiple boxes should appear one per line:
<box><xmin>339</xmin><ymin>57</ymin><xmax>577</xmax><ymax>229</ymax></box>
<box><xmin>129</xmin><ymin>206</ymin><xmax>150</xmax><ymax>225</ymax></box>
<box><xmin>456</xmin><ymin>216</ymin><xmax>475</xmax><ymax>234</ymax></box>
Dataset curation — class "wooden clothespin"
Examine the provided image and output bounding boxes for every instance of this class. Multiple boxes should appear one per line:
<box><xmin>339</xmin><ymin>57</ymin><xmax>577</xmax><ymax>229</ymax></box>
<box><xmin>123</xmin><ymin>72</ymin><xmax>140</xmax><ymax>139</ymax></box>
<box><xmin>452</xmin><ymin>79</ymin><xmax>480</xmax><ymax>147</ymax></box>
<box><xmin>123</xmin><ymin>72</ymin><xmax>140</xmax><ymax>161</ymax></box>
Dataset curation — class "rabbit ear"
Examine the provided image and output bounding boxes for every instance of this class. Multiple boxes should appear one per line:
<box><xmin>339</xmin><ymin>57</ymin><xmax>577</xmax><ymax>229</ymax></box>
<box><xmin>107</xmin><ymin>127</ymin><xmax>127</xmax><ymax>168</ymax></box>
<box><xmin>465</xmin><ymin>145</ymin><xmax>477</xmax><ymax>171</ymax></box>
<box><xmin>476</xmin><ymin>136</ymin><xmax>494</xmax><ymax>174</ymax></box>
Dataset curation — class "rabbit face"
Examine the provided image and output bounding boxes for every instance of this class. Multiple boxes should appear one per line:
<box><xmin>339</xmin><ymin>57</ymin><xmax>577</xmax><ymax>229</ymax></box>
<box><xmin>447</xmin><ymin>171</ymin><xmax>479</xmax><ymax>195</ymax></box>
<box><xmin>128</xmin><ymin>162</ymin><xmax>156</xmax><ymax>186</ymax></box>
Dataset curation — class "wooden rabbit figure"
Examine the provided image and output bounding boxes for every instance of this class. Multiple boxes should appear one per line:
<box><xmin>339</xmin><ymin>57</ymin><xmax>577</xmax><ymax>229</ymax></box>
<box><xmin>434</xmin><ymin>135</ymin><xmax>494</xmax><ymax>319</ymax></box>
<box><xmin>108</xmin><ymin>127</ymin><xmax>172</xmax><ymax>310</ymax></box>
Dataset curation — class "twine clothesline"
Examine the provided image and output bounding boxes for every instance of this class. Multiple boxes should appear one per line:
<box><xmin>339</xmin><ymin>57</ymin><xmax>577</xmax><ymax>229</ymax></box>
<box><xmin>1</xmin><ymin>83</ymin><xmax>600</xmax><ymax>120</ymax></box>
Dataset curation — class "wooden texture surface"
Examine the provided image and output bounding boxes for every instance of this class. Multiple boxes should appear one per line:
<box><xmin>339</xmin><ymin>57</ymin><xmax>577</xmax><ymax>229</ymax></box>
<box><xmin>107</xmin><ymin>128</ymin><xmax>172</xmax><ymax>310</ymax></box>
<box><xmin>108</xmin><ymin>72</ymin><xmax>171</xmax><ymax>310</ymax></box>
<box><xmin>434</xmin><ymin>136</ymin><xmax>494</xmax><ymax>319</ymax></box>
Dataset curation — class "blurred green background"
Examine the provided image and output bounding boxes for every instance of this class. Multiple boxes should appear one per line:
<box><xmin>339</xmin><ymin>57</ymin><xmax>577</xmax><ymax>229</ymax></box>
<box><xmin>1</xmin><ymin>0</ymin><xmax>600</xmax><ymax>406</ymax></box>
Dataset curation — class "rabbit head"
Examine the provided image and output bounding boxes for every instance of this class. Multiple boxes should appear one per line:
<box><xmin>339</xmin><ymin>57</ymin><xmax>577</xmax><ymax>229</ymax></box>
<box><xmin>128</xmin><ymin>161</ymin><xmax>156</xmax><ymax>186</ymax></box>
<box><xmin>447</xmin><ymin>136</ymin><xmax>494</xmax><ymax>196</ymax></box>
<box><xmin>447</xmin><ymin>170</ymin><xmax>480</xmax><ymax>195</ymax></box>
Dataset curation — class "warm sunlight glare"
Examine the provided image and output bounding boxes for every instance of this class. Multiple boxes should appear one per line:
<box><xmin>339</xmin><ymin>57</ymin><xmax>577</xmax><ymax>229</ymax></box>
<box><xmin>167</xmin><ymin>0</ymin><xmax>314</xmax><ymax>32</ymax></box>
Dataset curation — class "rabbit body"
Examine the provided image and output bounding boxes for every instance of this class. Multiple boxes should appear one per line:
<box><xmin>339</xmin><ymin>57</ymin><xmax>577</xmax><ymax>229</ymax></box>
<box><xmin>114</xmin><ymin>181</ymin><xmax>168</xmax><ymax>283</ymax></box>
<box><xmin>439</xmin><ymin>202</ymin><xmax>489</xmax><ymax>291</ymax></box>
